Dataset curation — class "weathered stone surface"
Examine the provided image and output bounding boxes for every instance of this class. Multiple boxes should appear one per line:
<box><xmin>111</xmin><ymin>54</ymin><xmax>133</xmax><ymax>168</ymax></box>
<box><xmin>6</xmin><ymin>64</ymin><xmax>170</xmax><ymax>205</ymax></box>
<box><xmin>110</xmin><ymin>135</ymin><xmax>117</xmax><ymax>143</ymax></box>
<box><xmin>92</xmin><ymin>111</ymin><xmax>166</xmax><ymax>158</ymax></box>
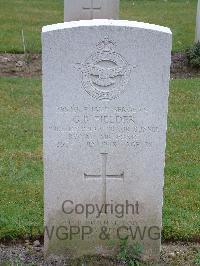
<box><xmin>196</xmin><ymin>0</ymin><xmax>200</xmax><ymax>42</ymax></box>
<box><xmin>42</xmin><ymin>20</ymin><xmax>172</xmax><ymax>261</ymax></box>
<box><xmin>64</xmin><ymin>0</ymin><xmax>119</xmax><ymax>21</ymax></box>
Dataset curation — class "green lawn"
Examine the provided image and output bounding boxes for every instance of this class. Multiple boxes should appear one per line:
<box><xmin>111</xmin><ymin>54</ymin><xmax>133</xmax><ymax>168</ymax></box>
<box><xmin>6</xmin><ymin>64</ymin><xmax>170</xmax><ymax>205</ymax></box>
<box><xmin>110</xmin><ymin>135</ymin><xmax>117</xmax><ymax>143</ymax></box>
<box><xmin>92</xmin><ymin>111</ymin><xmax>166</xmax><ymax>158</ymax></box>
<box><xmin>0</xmin><ymin>0</ymin><xmax>198</xmax><ymax>53</ymax></box>
<box><xmin>0</xmin><ymin>77</ymin><xmax>199</xmax><ymax>241</ymax></box>
<box><xmin>0</xmin><ymin>78</ymin><xmax>43</xmax><ymax>239</ymax></box>
<box><xmin>164</xmin><ymin>78</ymin><xmax>200</xmax><ymax>240</ymax></box>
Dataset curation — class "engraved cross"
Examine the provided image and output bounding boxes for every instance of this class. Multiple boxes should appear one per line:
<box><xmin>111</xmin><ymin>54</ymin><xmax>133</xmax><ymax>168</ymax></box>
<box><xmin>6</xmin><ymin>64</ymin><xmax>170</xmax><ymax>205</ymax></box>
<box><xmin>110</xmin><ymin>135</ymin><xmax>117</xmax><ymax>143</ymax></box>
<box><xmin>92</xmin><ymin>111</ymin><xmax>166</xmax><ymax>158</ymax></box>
<box><xmin>84</xmin><ymin>153</ymin><xmax>124</xmax><ymax>210</ymax></box>
<box><xmin>82</xmin><ymin>0</ymin><xmax>102</xmax><ymax>19</ymax></box>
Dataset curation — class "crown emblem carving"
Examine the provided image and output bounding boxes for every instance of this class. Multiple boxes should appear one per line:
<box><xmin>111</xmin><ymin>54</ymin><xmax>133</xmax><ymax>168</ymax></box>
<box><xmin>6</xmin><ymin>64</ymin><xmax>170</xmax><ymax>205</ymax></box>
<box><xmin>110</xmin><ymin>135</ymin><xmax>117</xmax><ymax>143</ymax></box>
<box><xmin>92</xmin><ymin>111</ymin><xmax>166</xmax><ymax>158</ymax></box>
<box><xmin>96</xmin><ymin>37</ymin><xmax>115</xmax><ymax>52</ymax></box>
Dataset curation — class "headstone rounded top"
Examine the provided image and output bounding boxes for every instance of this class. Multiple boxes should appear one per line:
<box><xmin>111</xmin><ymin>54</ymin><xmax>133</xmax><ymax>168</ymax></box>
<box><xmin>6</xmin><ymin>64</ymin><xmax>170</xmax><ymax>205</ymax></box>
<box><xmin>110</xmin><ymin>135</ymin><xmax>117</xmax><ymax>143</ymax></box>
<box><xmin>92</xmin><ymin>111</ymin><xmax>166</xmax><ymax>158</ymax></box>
<box><xmin>42</xmin><ymin>19</ymin><xmax>172</xmax><ymax>35</ymax></box>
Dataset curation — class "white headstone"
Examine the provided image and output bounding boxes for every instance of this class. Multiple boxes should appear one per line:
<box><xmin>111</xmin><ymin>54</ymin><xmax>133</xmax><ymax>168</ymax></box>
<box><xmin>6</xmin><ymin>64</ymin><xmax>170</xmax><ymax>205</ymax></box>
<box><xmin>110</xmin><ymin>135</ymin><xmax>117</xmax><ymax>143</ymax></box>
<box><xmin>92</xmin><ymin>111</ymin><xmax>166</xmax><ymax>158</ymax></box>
<box><xmin>42</xmin><ymin>20</ymin><xmax>172</xmax><ymax>261</ymax></box>
<box><xmin>64</xmin><ymin>0</ymin><xmax>119</xmax><ymax>21</ymax></box>
<box><xmin>196</xmin><ymin>0</ymin><xmax>200</xmax><ymax>42</ymax></box>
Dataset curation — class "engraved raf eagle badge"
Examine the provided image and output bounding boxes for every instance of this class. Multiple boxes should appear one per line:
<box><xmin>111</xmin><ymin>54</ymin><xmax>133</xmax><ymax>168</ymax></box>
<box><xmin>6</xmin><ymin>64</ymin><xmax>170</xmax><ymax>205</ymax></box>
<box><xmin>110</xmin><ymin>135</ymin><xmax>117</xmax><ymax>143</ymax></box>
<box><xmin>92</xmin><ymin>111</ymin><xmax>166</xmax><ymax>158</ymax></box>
<box><xmin>81</xmin><ymin>37</ymin><xmax>132</xmax><ymax>101</ymax></box>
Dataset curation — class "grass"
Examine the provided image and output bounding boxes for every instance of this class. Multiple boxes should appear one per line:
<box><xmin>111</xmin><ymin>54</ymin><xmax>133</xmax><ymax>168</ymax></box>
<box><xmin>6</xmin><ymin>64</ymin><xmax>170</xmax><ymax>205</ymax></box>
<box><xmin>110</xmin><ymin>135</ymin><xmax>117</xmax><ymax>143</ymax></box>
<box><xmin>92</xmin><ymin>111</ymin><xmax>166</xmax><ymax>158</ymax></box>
<box><xmin>121</xmin><ymin>0</ymin><xmax>197</xmax><ymax>52</ymax></box>
<box><xmin>194</xmin><ymin>251</ymin><xmax>200</xmax><ymax>264</ymax></box>
<box><xmin>0</xmin><ymin>0</ymin><xmax>198</xmax><ymax>53</ymax></box>
<box><xmin>0</xmin><ymin>77</ymin><xmax>199</xmax><ymax>241</ymax></box>
<box><xmin>0</xmin><ymin>78</ymin><xmax>43</xmax><ymax>239</ymax></box>
<box><xmin>163</xmin><ymin>78</ymin><xmax>200</xmax><ymax>241</ymax></box>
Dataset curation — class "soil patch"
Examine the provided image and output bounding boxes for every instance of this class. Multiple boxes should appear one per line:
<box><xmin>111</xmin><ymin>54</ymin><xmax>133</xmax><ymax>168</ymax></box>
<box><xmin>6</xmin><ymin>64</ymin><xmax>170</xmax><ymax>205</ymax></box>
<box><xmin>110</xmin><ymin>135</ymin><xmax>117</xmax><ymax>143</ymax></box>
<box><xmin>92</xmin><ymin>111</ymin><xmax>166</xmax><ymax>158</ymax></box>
<box><xmin>0</xmin><ymin>53</ymin><xmax>41</xmax><ymax>78</ymax></box>
<box><xmin>171</xmin><ymin>52</ymin><xmax>200</xmax><ymax>79</ymax></box>
<box><xmin>0</xmin><ymin>52</ymin><xmax>200</xmax><ymax>79</ymax></box>
<box><xmin>0</xmin><ymin>241</ymin><xmax>199</xmax><ymax>265</ymax></box>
